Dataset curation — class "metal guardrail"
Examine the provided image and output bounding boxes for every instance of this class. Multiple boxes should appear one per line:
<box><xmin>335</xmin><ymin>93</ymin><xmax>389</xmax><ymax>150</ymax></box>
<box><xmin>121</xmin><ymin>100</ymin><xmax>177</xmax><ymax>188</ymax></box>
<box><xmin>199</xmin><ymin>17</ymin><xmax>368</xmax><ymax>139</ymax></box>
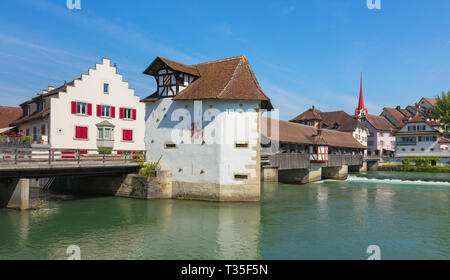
<box><xmin>0</xmin><ymin>148</ymin><xmax>146</xmax><ymax>165</ymax></box>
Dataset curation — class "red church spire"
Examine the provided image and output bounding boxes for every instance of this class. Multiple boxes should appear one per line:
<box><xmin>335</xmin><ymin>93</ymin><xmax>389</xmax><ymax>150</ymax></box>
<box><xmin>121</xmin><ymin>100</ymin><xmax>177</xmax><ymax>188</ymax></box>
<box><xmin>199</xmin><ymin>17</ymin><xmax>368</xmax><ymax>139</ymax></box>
<box><xmin>355</xmin><ymin>73</ymin><xmax>368</xmax><ymax>117</ymax></box>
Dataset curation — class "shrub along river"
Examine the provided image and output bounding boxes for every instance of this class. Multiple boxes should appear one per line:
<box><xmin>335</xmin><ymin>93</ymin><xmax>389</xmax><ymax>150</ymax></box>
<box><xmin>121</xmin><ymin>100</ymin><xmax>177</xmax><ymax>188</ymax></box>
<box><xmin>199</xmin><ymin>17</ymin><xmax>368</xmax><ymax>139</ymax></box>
<box><xmin>0</xmin><ymin>171</ymin><xmax>448</xmax><ymax>260</ymax></box>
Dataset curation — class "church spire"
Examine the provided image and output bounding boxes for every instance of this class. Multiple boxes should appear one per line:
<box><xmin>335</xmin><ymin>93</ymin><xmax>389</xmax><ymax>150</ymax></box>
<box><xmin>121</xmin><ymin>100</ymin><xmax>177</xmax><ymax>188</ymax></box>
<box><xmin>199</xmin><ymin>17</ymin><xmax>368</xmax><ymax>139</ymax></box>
<box><xmin>355</xmin><ymin>72</ymin><xmax>368</xmax><ymax>117</ymax></box>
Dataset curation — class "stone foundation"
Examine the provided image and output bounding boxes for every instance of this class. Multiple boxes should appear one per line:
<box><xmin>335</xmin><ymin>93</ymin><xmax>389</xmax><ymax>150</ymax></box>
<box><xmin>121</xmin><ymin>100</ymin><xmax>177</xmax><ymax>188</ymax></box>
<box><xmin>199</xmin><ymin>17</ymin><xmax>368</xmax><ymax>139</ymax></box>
<box><xmin>322</xmin><ymin>165</ymin><xmax>348</xmax><ymax>180</ymax></box>
<box><xmin>0</xmin><ymin>178</ymin><xmax>30</xmax><ymax>210</ymax></box>
<box><xmin>172</xmin><ymin>181</ymin><xmax>260</xmax><ymax>202</ymax></box>
<box><xmin>262</xmin><ymin>166</ymin><xmax>278</xmax><ymax>182</ymax></box>
<box><xmin>116</xmin><ymin>171</ymin><xmax>172</xmax><ymax>200</ymax></box>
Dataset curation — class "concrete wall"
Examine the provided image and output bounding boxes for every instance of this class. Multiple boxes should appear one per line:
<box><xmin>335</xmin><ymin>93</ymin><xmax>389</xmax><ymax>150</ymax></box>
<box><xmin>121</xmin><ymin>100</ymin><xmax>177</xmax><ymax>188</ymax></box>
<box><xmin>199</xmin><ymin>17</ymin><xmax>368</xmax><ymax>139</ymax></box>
<box><xmin>278</xmin><ymin>164</ymin><xmax>323</xmax><ymax>184</ymax></box>
<box><xmin>49</xmin><ymin>58</ymin><xmax>145</xmax><ymax>151</ymax></box>
<box><xmin>0</xmin><ymin>178</ymin><xmax>30</xmax><ymax>210</ymax></box>
<box><xmin>262</xmin><ymin>166</ymin><xmax>278</xmax><ymax>182</ymax></box>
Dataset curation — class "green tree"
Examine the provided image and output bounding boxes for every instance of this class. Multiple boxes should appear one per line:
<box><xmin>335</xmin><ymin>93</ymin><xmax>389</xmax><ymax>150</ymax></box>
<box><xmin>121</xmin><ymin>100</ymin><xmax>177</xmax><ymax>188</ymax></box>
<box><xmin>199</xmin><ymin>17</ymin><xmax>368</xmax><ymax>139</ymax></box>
<box><xmin>434</xmin><ymin>91</ymin><xmax>450</xmax><ymax>133</ymax></box>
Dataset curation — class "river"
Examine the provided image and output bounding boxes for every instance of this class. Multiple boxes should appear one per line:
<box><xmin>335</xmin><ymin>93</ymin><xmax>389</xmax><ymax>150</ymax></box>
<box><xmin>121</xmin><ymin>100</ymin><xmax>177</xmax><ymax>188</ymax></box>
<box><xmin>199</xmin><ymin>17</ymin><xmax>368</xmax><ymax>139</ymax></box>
<box><xmin>0</xmin><ymin>171</ymin><xmax>448</xmax><ymax>260</ymax></box>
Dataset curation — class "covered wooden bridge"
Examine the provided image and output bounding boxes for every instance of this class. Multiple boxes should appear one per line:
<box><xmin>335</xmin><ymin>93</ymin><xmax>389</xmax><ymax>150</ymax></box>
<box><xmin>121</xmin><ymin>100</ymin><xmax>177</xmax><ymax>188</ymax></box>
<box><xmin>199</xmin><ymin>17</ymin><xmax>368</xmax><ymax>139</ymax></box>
<box><xmin>261</xmin><ymin>118</ymin><xmax>367</xmax><ymax>184</ymax></box>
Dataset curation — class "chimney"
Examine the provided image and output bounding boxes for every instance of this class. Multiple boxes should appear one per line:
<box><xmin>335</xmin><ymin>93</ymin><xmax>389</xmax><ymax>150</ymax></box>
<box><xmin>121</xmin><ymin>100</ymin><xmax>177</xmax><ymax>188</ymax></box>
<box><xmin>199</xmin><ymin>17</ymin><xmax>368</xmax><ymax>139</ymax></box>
<box><xmin>396</xmin><ymin>106</ymin><xmax>401</xmax><ymax>111</ymax></box>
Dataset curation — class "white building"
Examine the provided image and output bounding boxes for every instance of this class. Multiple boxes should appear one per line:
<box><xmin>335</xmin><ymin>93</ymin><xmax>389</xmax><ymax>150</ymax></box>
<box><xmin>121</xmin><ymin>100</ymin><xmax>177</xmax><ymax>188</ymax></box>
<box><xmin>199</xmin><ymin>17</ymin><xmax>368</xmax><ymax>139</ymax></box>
<box><xmin>11</xmin><ymin>58</ymin><xmax>145</xmax><ymax>152</ymax></box>
<box><xmin>394</xmin><ymin>115</ymin><xmax>449</xmax><ymax>163</ymax></box>
<box><xmin>142</xmin><ymin>56</ymin><xmax>273</xmax><ymax>202</ymax></box>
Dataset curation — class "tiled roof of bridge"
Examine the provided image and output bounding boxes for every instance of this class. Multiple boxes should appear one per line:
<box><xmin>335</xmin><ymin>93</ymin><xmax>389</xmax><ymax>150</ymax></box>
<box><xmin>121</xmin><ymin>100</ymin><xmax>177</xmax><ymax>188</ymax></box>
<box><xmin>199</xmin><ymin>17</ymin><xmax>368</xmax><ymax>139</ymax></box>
<box><xmin>0</xmin><ymin>106</ymin><xmax>23</xmax><ymax>130</ymax></box>
<box><xmin>262</xmin><ymin>118</ymin><xmax>366</xmax><ymax>149</ymax></box>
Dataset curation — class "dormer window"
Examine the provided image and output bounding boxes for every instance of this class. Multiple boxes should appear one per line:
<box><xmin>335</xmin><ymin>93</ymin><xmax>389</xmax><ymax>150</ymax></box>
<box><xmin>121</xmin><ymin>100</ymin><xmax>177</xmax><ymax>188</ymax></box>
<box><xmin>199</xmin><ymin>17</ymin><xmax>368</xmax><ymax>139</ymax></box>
<box><xmin>104</xmin><ymin>83</ymin><xmax>109</xmax><ymax>94</ymax></box>
<box><xmin>37</xmin><ymin>102</ymin><xmax>45</xmax><ymax>112</ymax></box>
<box><xmin>23</xmin><ymin>106</ymin><xmax>30</xmax><ymax>116</ymax></box>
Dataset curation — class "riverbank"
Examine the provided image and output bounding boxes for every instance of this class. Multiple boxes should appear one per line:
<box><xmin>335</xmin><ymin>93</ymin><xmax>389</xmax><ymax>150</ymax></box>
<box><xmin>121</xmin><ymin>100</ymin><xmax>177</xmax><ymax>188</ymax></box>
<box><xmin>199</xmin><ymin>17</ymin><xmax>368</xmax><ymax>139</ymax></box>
<box><xmin>379</xmin><ymin>165</ymin><xmax>450</xmax><ymax>173</ymax></box>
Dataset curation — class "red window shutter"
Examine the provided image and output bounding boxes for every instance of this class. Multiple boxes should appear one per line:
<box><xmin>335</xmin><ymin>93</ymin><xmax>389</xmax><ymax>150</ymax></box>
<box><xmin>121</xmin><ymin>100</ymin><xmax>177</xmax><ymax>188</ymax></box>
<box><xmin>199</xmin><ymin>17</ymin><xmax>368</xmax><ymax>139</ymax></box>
<box><xmin>132</xmin><ymin>109</ymin><xmax>137</xmax><ymax>120</ymax></box>
<box><xmin>87</xmin><ymin>103</ymin><xmax>92</xmax><ymax>115</ymax></box>
<box><xmin>117</xmin><ymin>151</ymin><xmax>123</xmax><ymax>155</ymax></box>
<box><xmin>97</xmin><ymin>105</ymin><xmax>101</xmax><ymax>116</ymax></box>
<box><xmin>433</xmin><ymin>136</ymin><xmax>437</xmax><ymax>142</ymax></box>
<box><xmin>71</xmin><ymin>101</ymin><xmax>77</xmax><ymax>114</ymax></box>
<box><xmin>418</xmin><ymin>136</ymin><xmax>422</xmax><ymax>142</ymax></box>
<box><xmin>123</xmin><ymin>130</ymin><xmax>133</xmax><ymax>141</ymax></box>
<box><xmin>111</xmin><ymin>106</ymin><xmax>115</xmax><ymax>118</ymax></box>
<box><xmin>41</xmin><ymin>125</ymin><xmax>46</xmax><ymax>135</ymax></box>
<box><xmin>26</xmin><ymin>129</ymin><xmax>30</xmax><ymax>136</ymax></box>
<box><xmin>83</xmin><ymin>127</ymin><xmax>88</xmax><ymax>139</ymax></box>
<box><xmin>119</xmin><ymin>108</ymin><xmax>124</xmax><ymax>119</ymax></box>
<box><xmin>75</xmin><ymin>126</ymin><xmax>81</xmax><ymax>138</ymax></box>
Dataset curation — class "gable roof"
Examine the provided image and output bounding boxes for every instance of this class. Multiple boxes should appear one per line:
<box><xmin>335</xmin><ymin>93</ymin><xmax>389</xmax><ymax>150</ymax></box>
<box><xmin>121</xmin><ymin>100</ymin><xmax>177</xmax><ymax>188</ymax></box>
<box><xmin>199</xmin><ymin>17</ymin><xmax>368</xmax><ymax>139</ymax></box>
<box><xmin>0</xmin><ymin>106</ymin><xmax>23</xmax><ymax>130</ymax></box>
<box><xmin>291</xmin><ymin>107</ymin><xmax>323</xmax><ymax>122</ymax></box>
<box><xmin>143</xmin><ymin>56</ymin><xmax>200</xmax><ymax>77</ymax></box>
<box><xmin>422</xmin><ymin>97</ymin><xmax>437</xmax><ymax>107</ymax></box>
<box><xmin>262</xmin><ymin>118</ymin><xmax>366</xmax><ymax>149</ymax></box>
<box><xmin>319</xmin><ymin>111</ymin><xmax>363</xmax><ymax>132</ymax></box>
<box><xmin>365</xmin><ymin>114</ymin><xmax>395</xmax><ymax>131</ymax></box>
<box><xmin>407</xmin><ymin>115</ymin><xmax>425</xmax><ymax>123</ymax></box>
<box><xmin>10</xmin><ymin>108</ymin><xmax>50</xmax><ymax>126</ymax></box>
<box><xmin>383</xmin><ymin>107</ymin><xmax>408</xmax><ymax>127</ymax></box>
<box><xmin>142</xmin><ymin>55</ymin><xmax>273</xmax><ymax>109</ymax></box>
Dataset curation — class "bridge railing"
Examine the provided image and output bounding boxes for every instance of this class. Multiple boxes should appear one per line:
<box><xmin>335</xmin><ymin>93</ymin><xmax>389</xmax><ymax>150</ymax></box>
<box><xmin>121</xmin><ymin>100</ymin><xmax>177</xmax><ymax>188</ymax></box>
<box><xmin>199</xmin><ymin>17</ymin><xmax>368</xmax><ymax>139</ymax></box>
<box><xmin>269</xmin><ymin>153</ymin><xmax>310</xmax><ymax>170</ymax></box>
<box><xmin>0</xmin><ymin>148</ymin><xmax>146</xmax><ymax>165</ymax></box>
<box><xmin>326</xmin><ymin>154</ymin><xmax>363</xmax><ymax>167</ymax></box>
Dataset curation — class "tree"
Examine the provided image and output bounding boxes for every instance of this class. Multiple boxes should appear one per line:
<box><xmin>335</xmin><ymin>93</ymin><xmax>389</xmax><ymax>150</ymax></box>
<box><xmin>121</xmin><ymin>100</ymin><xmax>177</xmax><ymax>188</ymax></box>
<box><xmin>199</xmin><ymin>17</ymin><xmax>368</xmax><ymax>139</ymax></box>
<box><xmin>434</xmin><ymin>91</ymin><xmax>450</xmax><ymax>133</ymax></box>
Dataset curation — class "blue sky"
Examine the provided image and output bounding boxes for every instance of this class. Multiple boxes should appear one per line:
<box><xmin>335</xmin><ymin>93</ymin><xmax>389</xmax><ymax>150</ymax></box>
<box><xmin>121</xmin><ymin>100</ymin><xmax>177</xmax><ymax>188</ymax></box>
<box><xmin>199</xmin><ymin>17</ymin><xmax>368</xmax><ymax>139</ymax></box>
<box><xmin>0</xmin><ymin>0</ymin><xmax>449</xmax><ymax>120</ymax></box>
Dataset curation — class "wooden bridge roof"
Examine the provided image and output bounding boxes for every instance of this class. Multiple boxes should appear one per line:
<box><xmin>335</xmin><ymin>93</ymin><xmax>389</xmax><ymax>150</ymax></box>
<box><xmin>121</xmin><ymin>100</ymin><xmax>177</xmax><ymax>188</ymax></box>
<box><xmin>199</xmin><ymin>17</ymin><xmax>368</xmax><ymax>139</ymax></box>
<box><xmin>262</xmin><ymin>118</ymin><xmax>366</xmax><ymax>149</ymax></box>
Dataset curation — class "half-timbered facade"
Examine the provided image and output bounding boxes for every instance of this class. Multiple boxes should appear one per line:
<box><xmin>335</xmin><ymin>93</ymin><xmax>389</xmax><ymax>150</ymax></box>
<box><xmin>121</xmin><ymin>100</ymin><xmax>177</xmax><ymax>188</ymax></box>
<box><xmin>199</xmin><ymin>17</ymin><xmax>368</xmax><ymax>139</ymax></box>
<box><xmin>142</xmin><ymin>56</ymin><xmax>273</xmax><ymax>202</ymax></box>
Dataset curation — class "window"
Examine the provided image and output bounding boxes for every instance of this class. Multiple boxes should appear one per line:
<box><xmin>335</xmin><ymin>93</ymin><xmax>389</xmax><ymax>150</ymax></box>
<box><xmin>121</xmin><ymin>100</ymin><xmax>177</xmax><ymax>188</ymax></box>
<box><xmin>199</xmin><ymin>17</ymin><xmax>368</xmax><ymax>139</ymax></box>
<box><xmin>102</xmin><ymin>105</ymin><xmax>111</xmax><ymax>117</ymax></box>
<box><xmin>41</xmin><ymin>125</ymin><xmax>46</xmax><ymax>136</ymax></box>
<box><xmin>165</xmin><ymin>143</ymin><xmax>177</xmax><ymax>149</ymax></box>
<box><xmin>24</xmin><ymin>106</ymin><xmax>30</xmax><ymax>116</ymax></box>
<box><xmin>98</xmin><ymin>127</ymin><xmax>113</xmax><ymax>140</ymax></box>
<box><xmin>104</xmin><ymin>83</ymin><xmax>109</xmax><ymax>94</ymax></box>
<box><xmin>122</xmin><ymin>129</ymin><xmax>133</xmax><ymax>141</ymax></box>
<box><xmin>75</xmin><ymin>126</ymin><xmax>88</xmax><ymax>139</ymax></box>
<box><xmin>235</xmin><ymin>142</ymin><xmax>249</xmax><ymax>148</ymax></box>
<box><xmin>120</xmin><ymin>108</ymin><xmax>134</xmax><ymax>120</ymax></box>
<box><xmin>234</xmin><ymin>174</ymin><xmax>248</xmax><ymax>180</ymax></box>
<box><xmin>37</xmin><ymin>102</ymin><xmax>45</xmax><ymax>112</ymax></box>
<box><xmin>77</xmin><ymin>102</ymin><xmax>87</xmax><ymax>115</ymax></box>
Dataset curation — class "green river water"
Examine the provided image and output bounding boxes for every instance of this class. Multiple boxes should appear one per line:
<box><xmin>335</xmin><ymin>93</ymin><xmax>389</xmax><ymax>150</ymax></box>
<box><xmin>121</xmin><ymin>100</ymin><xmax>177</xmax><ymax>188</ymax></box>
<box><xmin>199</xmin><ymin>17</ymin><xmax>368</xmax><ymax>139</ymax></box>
<box><xmin>0</xmin><ymin>171</ymin><xmax>448</xmax><ymax>260</ymax></box>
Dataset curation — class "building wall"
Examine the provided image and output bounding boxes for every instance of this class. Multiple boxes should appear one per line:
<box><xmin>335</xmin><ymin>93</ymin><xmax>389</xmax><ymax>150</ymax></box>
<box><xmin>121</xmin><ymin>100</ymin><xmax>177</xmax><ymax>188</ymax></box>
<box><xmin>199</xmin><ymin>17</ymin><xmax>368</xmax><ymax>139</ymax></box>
<box><xmin>18</xmin><ymin>119</ymin><xmax>49</xmax><ymax>143</ymax></box>
<box><xmin>361</xmin><ymin>119</ymin><xmax>395</xmax><ymax>154</ymax></box>
<box><xmin>395</xmin><ymin>121</ymin><xmax>449</xmax><ymax>158</ymax></box>
<box><xmin>144</xmin><ymin>98</ymin><xmax>261</xmax><ymax>190</ymax></box>
<box><xmin>49</xmin><ymin>58</ymin><xmax>145</xmax><ymax>151</ymax></box>
<box><xmin>351</xmin><ymin>124</ymin><xmax>368</xmax><ymax>147</ymax></box>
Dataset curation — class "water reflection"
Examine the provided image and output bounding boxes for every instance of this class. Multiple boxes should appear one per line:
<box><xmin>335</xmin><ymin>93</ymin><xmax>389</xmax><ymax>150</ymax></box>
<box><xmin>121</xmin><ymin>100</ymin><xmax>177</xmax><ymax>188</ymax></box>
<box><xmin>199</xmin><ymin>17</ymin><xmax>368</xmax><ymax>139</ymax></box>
<box><xmin>0</xmin><ymin>175</ymin><xmax>449</xmax><ymax>260</ymax></box>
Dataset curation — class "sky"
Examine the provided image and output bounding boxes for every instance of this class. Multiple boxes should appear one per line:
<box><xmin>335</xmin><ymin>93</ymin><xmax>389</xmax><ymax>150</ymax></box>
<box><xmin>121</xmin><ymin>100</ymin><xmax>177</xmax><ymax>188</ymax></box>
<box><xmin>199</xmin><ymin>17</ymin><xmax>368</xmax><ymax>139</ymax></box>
<box><xmin>0</xmin><ymin>0</ymin><xmax>449</xmax><ymax>120</ymax></box>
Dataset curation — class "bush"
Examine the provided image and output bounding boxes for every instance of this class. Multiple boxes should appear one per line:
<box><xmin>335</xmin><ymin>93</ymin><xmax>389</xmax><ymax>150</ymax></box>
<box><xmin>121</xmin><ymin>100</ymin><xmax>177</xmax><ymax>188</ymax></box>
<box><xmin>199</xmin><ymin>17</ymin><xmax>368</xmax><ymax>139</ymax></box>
<box><xmin>402</xmin><ymin>158</ymin><xmax>411</xmax><ymax>166</ymax></box>
<box><xmin>137</xmin><ymin>155</ymin><xmax>162</xmax><ymax>177</ymax></box>
<box><xmin>98</xmin><ymin>148</ymin><xmax>112</xmax><ymax>155</ymax></box>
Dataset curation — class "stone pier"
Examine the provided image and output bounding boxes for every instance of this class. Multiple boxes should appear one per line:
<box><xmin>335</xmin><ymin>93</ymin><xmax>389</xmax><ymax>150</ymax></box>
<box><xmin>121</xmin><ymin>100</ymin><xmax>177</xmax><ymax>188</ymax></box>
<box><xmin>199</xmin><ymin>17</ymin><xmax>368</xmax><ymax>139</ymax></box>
<box><xmin>262</xmin><ymin>166</ymin><xmax>278</xmax><ymax>182</ymax></box>
<box><xmin>278</xmin><ymin>163</ymin><xmax>323</xmax><ymax>184</ymax></box>
<box><xmin>0</xmin><ymin>178</ymin><xmax>30</xmax><ymax>210</ymax></box>
<box><xmin>322</xmin><ymin>165</ymin><xmax>348</xmax><ymax>180</ymax></box>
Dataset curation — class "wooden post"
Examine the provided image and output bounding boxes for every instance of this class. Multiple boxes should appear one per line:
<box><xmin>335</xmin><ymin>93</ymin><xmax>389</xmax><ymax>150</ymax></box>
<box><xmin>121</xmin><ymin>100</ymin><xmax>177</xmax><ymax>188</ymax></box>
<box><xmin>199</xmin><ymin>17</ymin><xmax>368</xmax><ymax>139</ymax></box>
<box><xmin>77</xmin><ymin>150</ymin><xmax>81</xmax><ymax>164</ymax></box>
<box><xmin>14</xmin><ymin>149</ymin><xmax>18</xmax><ymax>165</ymax></box>
<box><xmin>103</xmin><ymin>152</ymin><xmax>106</xmax><ymax>163</ymax></box>
<box><xmin>48</xmin><ymin>149</ymin><xmax>51</xmax><ymax>164</ymax></box>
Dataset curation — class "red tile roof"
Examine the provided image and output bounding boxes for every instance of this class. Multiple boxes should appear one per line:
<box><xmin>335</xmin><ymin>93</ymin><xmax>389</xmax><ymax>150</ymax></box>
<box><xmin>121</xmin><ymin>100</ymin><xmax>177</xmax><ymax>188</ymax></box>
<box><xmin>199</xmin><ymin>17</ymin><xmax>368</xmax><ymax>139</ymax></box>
<box><xmin>262</xmin><ymin>118</ymin><xmax>366</xmax><ymax>149</ymax></box>
<box><xmin>423</xmin><ymin>97</ymin><xmax>437</xmax><ymax>107</ymax></box>
<box><xmin>383</xmin><ymin>107</ymin><xmax>409</xmax><ymax>127</ymax></box>
<box><xmin>142</xmin><ymin>56</ymin><xmax>273</xmax><ymax>109</ymax></box>
<box><xmin>365</xmin><ymin>114</ymin><xmax>395</xmax><ymax>131</ymax></box>
<box><xmin>0</xmin><ymin>106</ymin><xmax>23</xmax><ymax>130</ymax></box>
<box><xmin>438</xmin><ymin>138</ymin><xmax>450</xmax><ymax>143</ymax></box>
<box><xmin>291</xmin><ymin>107</ymin><xmax>323</xmax><ymax>122</ymax></box>
<box><xmin>10</xmin><ymin>108</ymin><xmax>50</xmax><ymax>126</ymax></box>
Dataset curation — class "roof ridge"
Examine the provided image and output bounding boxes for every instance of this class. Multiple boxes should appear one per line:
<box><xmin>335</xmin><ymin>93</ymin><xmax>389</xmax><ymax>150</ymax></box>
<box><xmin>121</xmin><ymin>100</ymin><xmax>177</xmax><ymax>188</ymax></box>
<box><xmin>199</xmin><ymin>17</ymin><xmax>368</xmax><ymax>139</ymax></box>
<box><xmin>193</xmin><ymin>55</ymin><xmax>244</xmax><ymax>66</ymax></box>
<box><xmin>217</xmin><ymin>56</ymin><xmax>245</xmax><ymax>98</ymax></box>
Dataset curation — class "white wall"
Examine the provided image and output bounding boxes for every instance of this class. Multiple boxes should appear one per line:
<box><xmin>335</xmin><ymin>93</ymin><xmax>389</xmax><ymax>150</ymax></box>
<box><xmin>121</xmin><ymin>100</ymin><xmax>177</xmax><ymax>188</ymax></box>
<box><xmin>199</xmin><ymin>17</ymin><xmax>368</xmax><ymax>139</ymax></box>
<box><xmin>50</xmin><ymin>58</ymin><xmax>145</xmax><ymax>151</ymax></box>
<box><xmin>145</xmin><ymin>98</ymin><xmax>260</xmax><ymax>185</ymax></box>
